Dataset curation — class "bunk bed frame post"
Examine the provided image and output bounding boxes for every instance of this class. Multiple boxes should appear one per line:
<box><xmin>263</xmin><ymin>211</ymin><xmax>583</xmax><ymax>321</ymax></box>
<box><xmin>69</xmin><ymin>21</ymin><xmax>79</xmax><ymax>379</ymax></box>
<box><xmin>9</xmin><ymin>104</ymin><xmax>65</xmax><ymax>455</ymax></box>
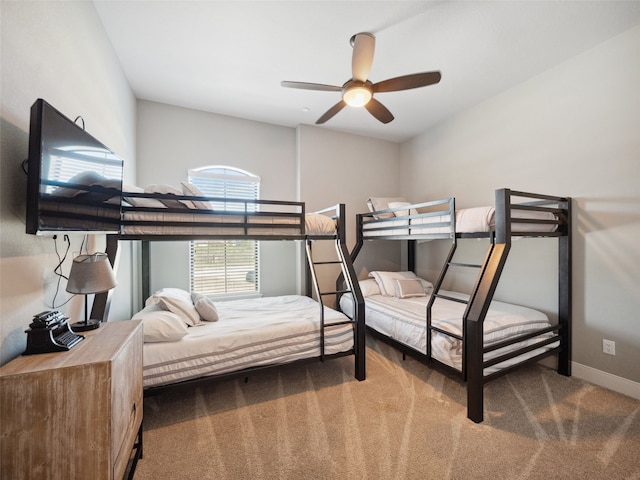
<box><xmin>331</xmin><ymin>210</ymin><xmax>366</xmax><ymax>380</ymax></box>
<box><xmin>350</xmin><ymin>214</ymin><xmax>365</xmax><ymax>264</ymax></box>
<box><xmin>336</xmin><ymin>213</ymin><xmax>364</xmax><ymax>301</ymax></box>
<box><xmin>336</xmin><ymin>204</ymin><xmax>366</xmax><ymax>381</ymax></box>
<box><xmin>141</xmin><ymin>240</ymin><xmax>151</xmax><ymax>303</ymax></box>
<box><xmin>407</xmin><ymin>240</ymin><xmax>416</xmax><ymax>272</ymax></box>
<box><xmin>465</xmin><ymin>189</ymin><xmax>512</xmax><ymax>423</ymax></box>
<box><xmin>557</xmin><ymin>197</ymin><xmax>572</xmax><ymax>376</ymax></box>
<box><xmin>341</xmin><ymin>240</ymin><xmax>366</xmax><ymax>380</ymax></box>
<box><xmin>91</xmin><ymin>234</ymin><xmax>119</xmax><ymax>322</ymax></box>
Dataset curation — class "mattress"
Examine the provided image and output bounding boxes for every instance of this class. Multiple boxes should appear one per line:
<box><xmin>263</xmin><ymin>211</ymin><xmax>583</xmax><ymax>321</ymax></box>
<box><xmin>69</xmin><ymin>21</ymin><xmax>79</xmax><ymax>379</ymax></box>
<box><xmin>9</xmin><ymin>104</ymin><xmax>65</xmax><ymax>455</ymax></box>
<box><xmin>340</xmin><ymin>291</ymin><xmax>558</xmax><ymax>375</ymax></box>
<box><xmin>36</xmin><ymin>197</ymin><xmax>122</xmax><ymax>231</ymax></box>
<box><xmin>362</xmin><ymin>205</ymin><xmax>558</xmax><ymax>237</ymax></box>
<box><xmin>142</xmin><ymin>295</ymin><xmax>354</xmax><ymax>388</ymax></box>
<box><xmin>121</xmin><ymin>210</ymin><xmax>336</xmax><ymax>237</ymax></box>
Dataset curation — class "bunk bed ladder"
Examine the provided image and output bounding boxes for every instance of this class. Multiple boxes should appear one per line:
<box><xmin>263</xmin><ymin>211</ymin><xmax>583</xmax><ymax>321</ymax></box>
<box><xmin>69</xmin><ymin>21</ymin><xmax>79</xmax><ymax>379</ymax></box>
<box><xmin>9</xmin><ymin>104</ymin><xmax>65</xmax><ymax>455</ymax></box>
<box><xmin>425</xmin><ymin>228</ymin><xmax>511</xmax><ymax>424</ymax></box>
<box><xmin>305</xmin><ymin>239</ymin><xmax>357</xmax><ymax>364</ymax></box>
<box><xmin>426</xmin><ymin>236</ymin><xmax>494</xmax><ymax>374</ymax></box>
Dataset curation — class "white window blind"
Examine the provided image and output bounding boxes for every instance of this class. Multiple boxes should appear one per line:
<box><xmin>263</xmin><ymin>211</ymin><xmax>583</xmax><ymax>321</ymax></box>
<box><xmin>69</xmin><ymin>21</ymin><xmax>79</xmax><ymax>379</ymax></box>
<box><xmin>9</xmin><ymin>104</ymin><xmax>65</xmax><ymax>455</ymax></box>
<box><xmin>46</xmin><ymin>147</ymin><xmax>121</xmax><ymax>193</ymax></box>
<box><xmin>188</xmin><ymin>166</ymin><xmax>260</xmax><ymax>296</ymax></box>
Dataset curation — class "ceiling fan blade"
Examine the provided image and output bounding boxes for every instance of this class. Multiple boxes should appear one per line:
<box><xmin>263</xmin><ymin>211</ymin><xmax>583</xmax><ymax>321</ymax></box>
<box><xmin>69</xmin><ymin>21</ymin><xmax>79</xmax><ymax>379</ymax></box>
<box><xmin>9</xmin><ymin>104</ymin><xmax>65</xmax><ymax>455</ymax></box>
<box><xmin>365</xmin><ymin>98</ymin><xmax>394</xmax><ymax>124</ymax></box>
<box><xmin>373</xmin><ymin>71</ymin><xmax>442</xmax><ymax>93</ymax></box>
<box><xmin>351</xmin><ymin>32</ymin><xmax>375</xmax><ymax>83</ymax></box>
<box><xmin>281</xmin><ymin>81</ymin><xmax>341</xmax><ymax>92</ymax></box>
<box><xmin>316</xmin><ymin>100</ymin><xmax>347</xmax><ymax>124</ymax></box>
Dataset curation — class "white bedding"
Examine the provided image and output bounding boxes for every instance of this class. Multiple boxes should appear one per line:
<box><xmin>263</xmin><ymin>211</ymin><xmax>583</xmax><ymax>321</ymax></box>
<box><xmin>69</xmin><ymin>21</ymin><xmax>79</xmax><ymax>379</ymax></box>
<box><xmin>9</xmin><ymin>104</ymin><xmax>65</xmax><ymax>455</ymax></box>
<box><xmin>455</xmin><ymin>206</ymin><xmax>558</xmax><ymax>233</ymax></box>
<box><xmin>121</xmin><ymin>209</ymin><xmax>336</xmax><ymax>236</ymax></box>
<box><xmin>142</xmin><ymin>295</ymin><xmax>354</xmax><ymax>388</ymax></box>
<box><xmin>362</xmin><ymin>204</ymin><xmax>557</xmax><ymax>237</ymax></box>
<box><xmin>340</xmin><ymin>290</ymin><xmax>557</xmax><ymax>375</ymax></box>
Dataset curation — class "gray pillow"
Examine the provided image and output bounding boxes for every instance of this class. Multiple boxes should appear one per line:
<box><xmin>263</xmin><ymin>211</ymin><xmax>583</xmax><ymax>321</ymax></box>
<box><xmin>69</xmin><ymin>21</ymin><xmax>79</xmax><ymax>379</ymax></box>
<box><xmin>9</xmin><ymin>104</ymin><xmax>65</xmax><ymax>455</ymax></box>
<box><xmin>191</xmin><ymin>292</ymin><xmax>219</xmax><ymax>322</ymax></box>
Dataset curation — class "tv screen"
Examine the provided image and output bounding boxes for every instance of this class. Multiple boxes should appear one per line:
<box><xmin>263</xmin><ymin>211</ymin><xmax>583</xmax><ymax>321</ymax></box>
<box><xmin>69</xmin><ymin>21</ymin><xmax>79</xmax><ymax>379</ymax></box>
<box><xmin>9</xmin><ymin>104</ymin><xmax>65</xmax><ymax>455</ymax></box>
<box><xmin>25</xmin><ymin>99</ymin><xmax>124</xmax><ymax>235</ymax></box>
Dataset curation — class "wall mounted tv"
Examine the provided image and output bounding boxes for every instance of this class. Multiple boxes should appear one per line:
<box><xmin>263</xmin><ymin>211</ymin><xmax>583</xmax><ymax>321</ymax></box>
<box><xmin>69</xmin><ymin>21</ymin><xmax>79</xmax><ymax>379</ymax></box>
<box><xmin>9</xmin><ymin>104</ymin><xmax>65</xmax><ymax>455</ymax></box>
<box><xmin>25</xmin><ymin>99</ymin><xmax>124</xmax><ymax>235</ymax></box>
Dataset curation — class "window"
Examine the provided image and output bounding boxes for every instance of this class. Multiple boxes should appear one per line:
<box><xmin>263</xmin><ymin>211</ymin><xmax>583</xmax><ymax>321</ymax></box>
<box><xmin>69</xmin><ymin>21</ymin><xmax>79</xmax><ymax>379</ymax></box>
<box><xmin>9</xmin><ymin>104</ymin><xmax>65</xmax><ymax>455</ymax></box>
<box><xmin>188</xmin><ymin>166</ymin><xmax>260</xmax><ymax>297</ymax></box>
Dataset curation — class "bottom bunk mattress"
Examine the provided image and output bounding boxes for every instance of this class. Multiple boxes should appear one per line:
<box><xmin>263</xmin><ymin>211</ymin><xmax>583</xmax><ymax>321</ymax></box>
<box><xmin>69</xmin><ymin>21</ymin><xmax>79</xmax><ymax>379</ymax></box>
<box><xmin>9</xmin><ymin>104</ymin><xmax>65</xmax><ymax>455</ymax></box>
<box><xmin>340</xmin><ymin>286</ymin><xmax>558</xmax><ymax>375</ymax></box>
<box><xmin>138</xmin><ymin>295</ymin><xmax>354</xmax><ymax>388</ymax></box>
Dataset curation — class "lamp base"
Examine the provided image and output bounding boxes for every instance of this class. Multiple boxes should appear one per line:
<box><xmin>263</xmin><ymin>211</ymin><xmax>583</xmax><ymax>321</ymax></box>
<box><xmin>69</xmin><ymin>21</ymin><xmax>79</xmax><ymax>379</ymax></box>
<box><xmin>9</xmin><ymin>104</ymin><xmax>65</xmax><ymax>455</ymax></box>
<box><xmin>71</xmin><ymin>319</ymin><xmax>101</xmax><ymax>332</ymax></box>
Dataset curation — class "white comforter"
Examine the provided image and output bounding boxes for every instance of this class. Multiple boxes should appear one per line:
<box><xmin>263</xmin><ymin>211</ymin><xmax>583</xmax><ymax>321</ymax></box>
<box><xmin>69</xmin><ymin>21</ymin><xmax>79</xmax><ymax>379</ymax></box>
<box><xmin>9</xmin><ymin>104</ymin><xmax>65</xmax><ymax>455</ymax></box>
<box><xmin>143</xmin><ymin>295</ymin><xmax>353</xmax><ymax>387</ymax></box>
<box><xmin>340</xmin><ymin>291</ymin><xmax>557</xmax><ymax>374</ymax></box>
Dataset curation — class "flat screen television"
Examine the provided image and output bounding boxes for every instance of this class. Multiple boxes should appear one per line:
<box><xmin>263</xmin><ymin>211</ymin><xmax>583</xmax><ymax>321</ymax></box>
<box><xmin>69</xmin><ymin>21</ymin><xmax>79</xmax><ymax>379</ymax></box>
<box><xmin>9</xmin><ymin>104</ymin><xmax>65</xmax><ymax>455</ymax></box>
<box><xmin>25</xmin><ymin>99</ymin><xmax>124</xmax><ymax>235</ymax></box>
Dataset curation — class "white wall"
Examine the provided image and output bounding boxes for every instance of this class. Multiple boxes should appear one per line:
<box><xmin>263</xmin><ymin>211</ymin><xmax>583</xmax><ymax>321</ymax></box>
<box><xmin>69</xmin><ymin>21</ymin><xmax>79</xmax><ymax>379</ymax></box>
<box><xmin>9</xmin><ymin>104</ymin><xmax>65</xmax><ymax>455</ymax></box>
<box><xmin>400</xmin><ymin>26</ymin><xmax>640</xmax><ymax>383</ymax></box>
<box><xmin>136</xmin><ymin>100</ymin><xmax>299</xmax><ymax>301</ymax></box>
<box><xmin>0</xmin><ymin>1</ymin><xmax>137</xmax><ymax>365</ymax></box>
<box><xmin>297</xmin><ymin>125</ymin><xmax>402</xmax><ymax>294</ymax></box>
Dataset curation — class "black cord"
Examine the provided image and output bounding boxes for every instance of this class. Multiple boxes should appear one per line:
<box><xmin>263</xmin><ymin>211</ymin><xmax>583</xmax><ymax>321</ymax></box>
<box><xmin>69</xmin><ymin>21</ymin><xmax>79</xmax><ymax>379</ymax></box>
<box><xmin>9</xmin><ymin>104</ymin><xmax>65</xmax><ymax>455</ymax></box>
<box><xmin>79</xmin><ymin>235</ymin><xmax>87</xmax><ymax>255</ymax></box>
<box><xmin>73</xmin><ymin>116</ymin><xmax>85</xmax><ymax>130</ymax></box>
<box><xmin>50</xmin><ymin>234</ymin><xmax>73</xmax><ymax>309</ymax></box>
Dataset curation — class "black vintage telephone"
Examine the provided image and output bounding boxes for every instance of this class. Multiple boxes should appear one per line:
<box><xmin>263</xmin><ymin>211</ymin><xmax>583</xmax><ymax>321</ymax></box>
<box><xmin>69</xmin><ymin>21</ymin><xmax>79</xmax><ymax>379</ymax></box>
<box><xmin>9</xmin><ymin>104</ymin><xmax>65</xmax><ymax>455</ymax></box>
<box><xmin>23</xmin><ymin>310</ymin><xmax>84</xmax><ymax>355</ymax></box>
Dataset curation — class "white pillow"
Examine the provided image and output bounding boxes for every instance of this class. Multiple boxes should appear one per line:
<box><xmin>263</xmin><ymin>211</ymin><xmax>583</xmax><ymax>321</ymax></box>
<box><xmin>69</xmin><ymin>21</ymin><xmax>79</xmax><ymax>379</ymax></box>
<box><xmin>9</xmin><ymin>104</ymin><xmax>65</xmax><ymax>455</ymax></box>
<box><xmin>359</xmin><ymin>278</ymin><xmax>381</xmax><ymax>297</ymax></box>
<box><xmin>368</xmin><ymin>271</ymin><xmax>418</xmax><ymax>296</ymax></box>
<box><xmin>394</xmin><ymin>278</ymin><xmax>427</xmax><ymax>298</ymax></box>
<box><xmin>367</xmin><ymin>197</ymin><xmax>409</xmax><ymax>219</ymax></box>
<box><xmin>123</xmin><ymin>184</ymin><xmax>166</xmax><ymax>209</ymax></box>
<box><xmin>388</xmin><ymin>201</ymin><xmax>419</xmax><ymax>217</ymax></box>
<box><xmin>145</xmin><ymin>184</ymin><xmax>195</xmax><ymax>209</ymax></box>
<box><xmin>181</xmin><ymin>182</ymin><xmax>212</xmax><ymax>210</ymax></box>
<box><xmin>368</xmin><ymin>271</ymin><xmax>433</xmax><ymax>296</ymax></box>
<box><xmin>420</xmin><ymin>278</ymin><xmax>434</xmax><ymax>293</ymax></box>
<box><xmin>146</xmin><ymin>288</ymin><xmax>201</xmax><ymax>326</ymax></box>
<box><xmin>191</xmin><ymin>292</ymin><xmax>219</xmax><ymax>321</ymax></box>
<box><xmin>305</xmin><ymin>213</ymin><xmax>336</xmax><ymax>235</ymax></box>
<box><xmin>132</xmin><ymin>305</ymin><xmax>189</xmax><ymax>342</ymax></box>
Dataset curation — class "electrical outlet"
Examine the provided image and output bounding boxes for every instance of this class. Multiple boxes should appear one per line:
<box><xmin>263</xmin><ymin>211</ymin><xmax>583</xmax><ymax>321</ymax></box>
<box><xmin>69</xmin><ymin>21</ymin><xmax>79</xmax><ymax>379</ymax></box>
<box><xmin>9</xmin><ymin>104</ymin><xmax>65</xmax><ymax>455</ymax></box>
<box><xmin>603</xmin><ymin>339</ymin><xmax>616</xmax><ymax>356</ymax></box>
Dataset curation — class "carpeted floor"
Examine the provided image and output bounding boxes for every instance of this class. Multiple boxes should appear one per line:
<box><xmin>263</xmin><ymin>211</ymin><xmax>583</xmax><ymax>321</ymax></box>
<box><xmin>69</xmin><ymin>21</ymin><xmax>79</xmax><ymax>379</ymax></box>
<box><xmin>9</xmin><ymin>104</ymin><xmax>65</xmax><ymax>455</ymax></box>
<box><xmin>133</xmin><ymin>337</ymin><xmax>640</xmax><ymax>480</ymax></box>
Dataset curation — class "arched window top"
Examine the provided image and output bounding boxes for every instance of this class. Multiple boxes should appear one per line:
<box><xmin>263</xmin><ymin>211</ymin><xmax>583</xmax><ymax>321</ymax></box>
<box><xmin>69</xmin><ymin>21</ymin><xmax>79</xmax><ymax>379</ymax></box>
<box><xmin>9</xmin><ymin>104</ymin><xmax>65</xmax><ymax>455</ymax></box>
<box><xmin>188</xmin><ymin>165</ymin><xmax>260</xmax><ymax>183</ymax></box>
<box><xmin>188</xmin><ymin>165</ymin><xmax>260</xmax><ymax>206</ymax></box>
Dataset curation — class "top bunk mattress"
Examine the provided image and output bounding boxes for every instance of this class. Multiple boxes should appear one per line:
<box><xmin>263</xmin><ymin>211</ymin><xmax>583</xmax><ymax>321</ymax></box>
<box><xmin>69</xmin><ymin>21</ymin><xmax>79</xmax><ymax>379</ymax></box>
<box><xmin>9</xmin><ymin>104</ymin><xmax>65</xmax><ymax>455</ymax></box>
<box><xmin>120</xmin><ymin>184</ymin><xmax>337</xmax><ymax>238</ymax></box>
<box><xmin>362</xmin><ymin>193</ymin><xmax>562</xmax><ymax>238</ymax></box>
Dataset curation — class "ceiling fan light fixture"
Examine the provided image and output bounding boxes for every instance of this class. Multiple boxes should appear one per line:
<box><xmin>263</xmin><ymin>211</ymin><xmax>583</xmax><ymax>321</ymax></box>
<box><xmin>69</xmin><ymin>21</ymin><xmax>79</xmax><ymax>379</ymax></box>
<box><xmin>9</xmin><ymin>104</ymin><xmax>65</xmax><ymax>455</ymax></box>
<box><xmin>343</xmin><ymin>85</ymin><xmax>372</xmax><ymax>107</ymax></box>
<box><xmin>281</xmin><ymin>31</ymin><xmax>441</xmax><ymax>124</ymax></box>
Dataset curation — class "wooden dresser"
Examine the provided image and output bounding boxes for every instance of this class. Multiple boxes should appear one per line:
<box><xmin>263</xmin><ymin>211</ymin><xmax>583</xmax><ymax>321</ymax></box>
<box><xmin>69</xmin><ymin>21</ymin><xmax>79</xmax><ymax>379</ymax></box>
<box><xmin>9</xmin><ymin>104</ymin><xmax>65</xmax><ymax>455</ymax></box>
<box><xmin>0</xmin><ymin>320</ymin><xmax>143</xmax><ymax>480</ymax></box>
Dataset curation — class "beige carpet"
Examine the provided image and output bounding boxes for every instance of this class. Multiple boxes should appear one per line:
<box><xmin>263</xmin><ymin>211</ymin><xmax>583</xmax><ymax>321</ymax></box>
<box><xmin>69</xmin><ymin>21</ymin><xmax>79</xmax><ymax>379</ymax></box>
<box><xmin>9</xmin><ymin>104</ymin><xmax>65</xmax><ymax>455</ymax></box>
<box><xmin>134</xmin><ymin>337</ymin><xmax>640</xmax><ymax>480</ymax></box>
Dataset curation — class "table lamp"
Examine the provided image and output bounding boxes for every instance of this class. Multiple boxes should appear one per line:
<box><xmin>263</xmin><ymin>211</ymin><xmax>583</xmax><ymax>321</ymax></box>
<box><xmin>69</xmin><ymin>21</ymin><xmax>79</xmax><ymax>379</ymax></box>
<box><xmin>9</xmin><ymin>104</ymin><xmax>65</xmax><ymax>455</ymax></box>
<box><xmin>66</xmin><ymin>252</ymin><xmax>117</xmax><ymax>331</ymax></box>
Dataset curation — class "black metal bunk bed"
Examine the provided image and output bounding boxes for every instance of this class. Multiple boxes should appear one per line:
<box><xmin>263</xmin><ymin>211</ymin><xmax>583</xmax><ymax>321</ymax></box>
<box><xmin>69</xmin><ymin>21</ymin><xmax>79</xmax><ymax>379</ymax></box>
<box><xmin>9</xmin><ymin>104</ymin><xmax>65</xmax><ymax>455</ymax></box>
<box><xmin>345</xmin><ymin>188</ymin><xmax>571</xmax><ymax>423</ymax></box>
<box><xmin>91</xmin><ymin>194</ymin><xmax>366</xmax><ymax>391</ymax></box>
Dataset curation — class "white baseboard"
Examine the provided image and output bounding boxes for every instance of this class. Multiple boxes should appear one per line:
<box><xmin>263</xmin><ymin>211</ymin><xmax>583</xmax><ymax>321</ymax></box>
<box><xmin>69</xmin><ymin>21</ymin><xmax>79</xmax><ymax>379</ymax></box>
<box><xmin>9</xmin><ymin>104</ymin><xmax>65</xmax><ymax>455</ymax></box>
<box><xmin>572</xmin><ymin>362</ymin><xmax>640</xmax><ymax>401</ymax></box>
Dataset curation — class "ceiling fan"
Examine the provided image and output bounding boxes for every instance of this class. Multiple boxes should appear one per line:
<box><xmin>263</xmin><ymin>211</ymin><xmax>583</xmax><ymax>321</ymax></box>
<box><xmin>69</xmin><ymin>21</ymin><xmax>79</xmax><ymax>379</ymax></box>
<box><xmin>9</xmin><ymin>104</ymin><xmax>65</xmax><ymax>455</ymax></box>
<box><xmin>281</xmin><ymin>32</ymin><xmax>441</xmax><ymax>125</ymax></box>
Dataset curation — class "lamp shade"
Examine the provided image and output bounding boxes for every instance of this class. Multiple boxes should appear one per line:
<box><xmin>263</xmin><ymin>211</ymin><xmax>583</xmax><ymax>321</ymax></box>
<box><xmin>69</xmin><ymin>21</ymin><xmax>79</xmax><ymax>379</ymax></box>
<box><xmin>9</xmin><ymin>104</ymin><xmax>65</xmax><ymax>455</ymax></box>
<box><xmin>66</xmin><ymin>253</ymin><xmax>117</xmax><ymax>294</ymax></box>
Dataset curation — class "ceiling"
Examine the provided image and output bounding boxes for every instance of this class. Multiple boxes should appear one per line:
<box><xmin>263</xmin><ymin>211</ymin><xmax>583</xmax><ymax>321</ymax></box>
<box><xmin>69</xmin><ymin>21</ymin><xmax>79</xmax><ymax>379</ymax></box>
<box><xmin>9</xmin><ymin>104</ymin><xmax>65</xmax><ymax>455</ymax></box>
<box><xmin>93</xmin><ymin>1</ymin><xmax>640</xmax><ymax>143</ymax></box>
